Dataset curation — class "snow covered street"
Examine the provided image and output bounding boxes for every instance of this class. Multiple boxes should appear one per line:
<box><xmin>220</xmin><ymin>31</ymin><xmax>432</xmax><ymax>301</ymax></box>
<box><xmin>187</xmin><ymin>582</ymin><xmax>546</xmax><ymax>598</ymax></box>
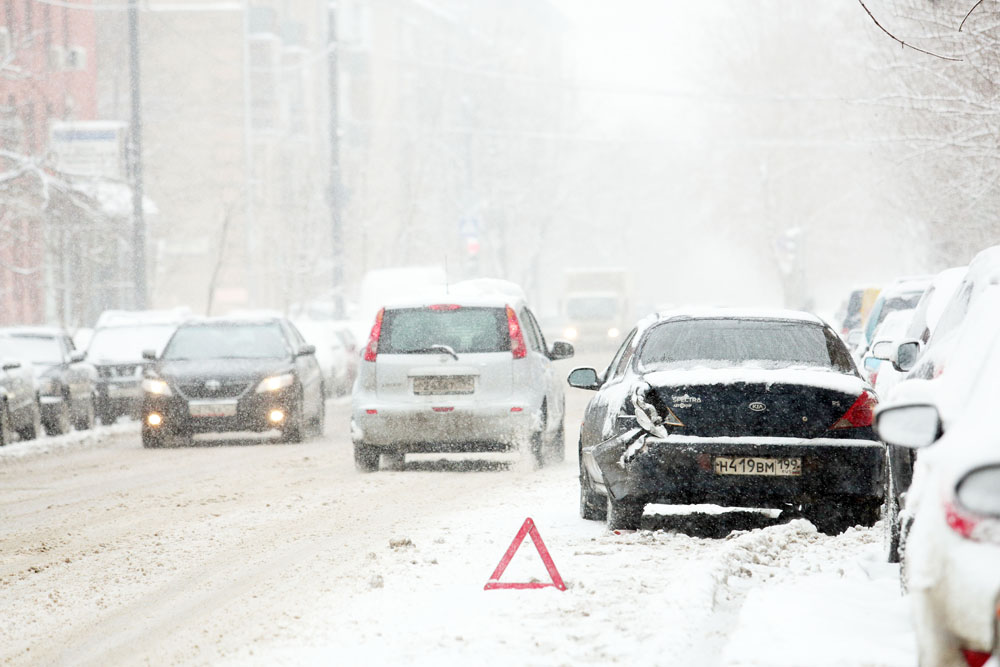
<box><xmin>0</xmin><ymin>392</ymin><xmax>915</xmax><ymax>666</ymax></box>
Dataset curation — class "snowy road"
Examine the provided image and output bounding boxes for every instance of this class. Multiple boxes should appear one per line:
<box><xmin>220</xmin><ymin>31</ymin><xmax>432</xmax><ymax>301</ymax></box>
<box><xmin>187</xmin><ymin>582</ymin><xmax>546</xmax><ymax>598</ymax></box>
<box><xmin>1</xmin><ymin>389</ymin><xmax>916</xmax><ymax>666</ymax></box>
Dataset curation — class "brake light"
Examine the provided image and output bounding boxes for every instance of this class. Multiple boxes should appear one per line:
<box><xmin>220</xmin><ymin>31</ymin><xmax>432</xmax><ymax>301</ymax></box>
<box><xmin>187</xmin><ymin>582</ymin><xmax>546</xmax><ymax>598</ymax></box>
<box><xmin>960</xmin><ymin>649</ymin><xmax>991</xmax><ymax>667</ymax></box>
<box><xmin>829</xmin><ymin>390</ymin><xmax>877</xmax><ymax>429</ymax></box>
<box><xmin>946</xmin><ymin>500</ymin><xmax>980</xmax><ymax>539</ymax></box>
<box><xmin>428</xmin><ymin>304</ymin><xmax>461</xmax><ymax>311</ymax></box>
<box><xmin>363</xmin><ymin>308</ymin><xmax>384</xmax><ymax>362</ymax></box>
<box><xmin>506</xmin><ymin>305</ymin><xmax>527</xmax><ymax>359</ymax></box>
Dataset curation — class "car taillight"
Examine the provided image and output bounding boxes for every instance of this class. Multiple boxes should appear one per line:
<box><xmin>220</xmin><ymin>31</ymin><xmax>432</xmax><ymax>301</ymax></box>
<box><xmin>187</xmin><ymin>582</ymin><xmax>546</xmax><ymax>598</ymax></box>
<box><xmin>829</xmin><ymin>390</ymin><xmax>877</xmax><ymax>429</ymax></box>
<box><xmin>506</xmin><ymin>305</ymin><xmax>527</xmax><ymax>359</ymax></box>
<box><xmin>946</xmin><ymin>500</ymin><xmax>980</xmax><ymax>539</ymax></box>
<box><xmin>363</xmin><ymin>308</ymin><xmax>384</xmax><ymax>362</ymax></box>
<box><xmin>960</xmin><ymin>649</ymin><xmax>991</xmax><ymax>667</ymax></box>
<box><xmin>428</xmin><ymin>304</ymin><xmax>461</xmax><ymax>311</ymax></box>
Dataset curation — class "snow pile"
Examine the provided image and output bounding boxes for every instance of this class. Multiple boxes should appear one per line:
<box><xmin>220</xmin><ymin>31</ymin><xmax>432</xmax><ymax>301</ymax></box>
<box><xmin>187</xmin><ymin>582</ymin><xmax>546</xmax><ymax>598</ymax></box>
<box><xmin>0</xmin><ymin>422</ymin><xmax>139</xmax><ymax>462</ymax></box>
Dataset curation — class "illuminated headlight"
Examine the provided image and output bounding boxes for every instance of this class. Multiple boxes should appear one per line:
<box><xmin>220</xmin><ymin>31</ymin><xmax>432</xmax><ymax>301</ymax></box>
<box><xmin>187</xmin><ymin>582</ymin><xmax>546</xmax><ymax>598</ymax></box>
<box><xmin>141</xmin><ymin>377</ymin><xmax>172</xmax><ymax>396</ymax></box>
<box><xmin>256</xmin><ymin>373</ymin><xmax>295</xmax><ymax>393</ymax></box>
<box><xmin>563</xmin><ymin>327</ymin><xmax>578</xmax><ymax>341</ymax></box>
<box><xmin>607</xmin><ymin>327</ymin><xmax>621</xmax><ymax>339</ymax></box>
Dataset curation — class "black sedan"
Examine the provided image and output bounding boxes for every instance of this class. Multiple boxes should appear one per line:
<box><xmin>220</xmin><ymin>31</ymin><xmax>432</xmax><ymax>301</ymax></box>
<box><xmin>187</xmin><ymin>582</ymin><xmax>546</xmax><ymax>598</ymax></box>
<box><xmin>140</xmin><ymin>317</ymin><xmax>325</xmax><ymax>448</ymax></box>
<box><xmin>0</xmin><ymin>327</ymin><xmax>97</xmax><ymax>434</ymax></box>
<box><xmin>568</xmin><ymin>309</ymin><xmax>884</xmax><ymax>533</ymax></box>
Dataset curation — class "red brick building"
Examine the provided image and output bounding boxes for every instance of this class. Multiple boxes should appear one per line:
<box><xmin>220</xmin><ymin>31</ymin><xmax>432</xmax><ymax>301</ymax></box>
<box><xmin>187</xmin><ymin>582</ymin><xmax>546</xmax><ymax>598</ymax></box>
<box><xmin>1</xmin><ymin>0</ymin><xmax>99</xmax><ymax>325</ymax></box>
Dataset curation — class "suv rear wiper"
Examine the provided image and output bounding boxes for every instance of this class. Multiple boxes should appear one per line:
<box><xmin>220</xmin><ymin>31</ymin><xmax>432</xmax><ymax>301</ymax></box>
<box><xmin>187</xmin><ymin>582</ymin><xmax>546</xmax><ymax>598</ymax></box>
<box><xmin>408</xmin><ymin>344</ymin><xmax>459</xmax><ymax>361</ymax></box>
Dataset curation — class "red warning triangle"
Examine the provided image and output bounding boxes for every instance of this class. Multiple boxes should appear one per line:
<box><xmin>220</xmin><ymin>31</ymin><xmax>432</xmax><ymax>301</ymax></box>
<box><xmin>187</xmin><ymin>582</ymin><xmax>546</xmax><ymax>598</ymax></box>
<box><xmin>484</xmin><ymin>517</ymin><xmax>566</xmax><ymax>590</ymax></box>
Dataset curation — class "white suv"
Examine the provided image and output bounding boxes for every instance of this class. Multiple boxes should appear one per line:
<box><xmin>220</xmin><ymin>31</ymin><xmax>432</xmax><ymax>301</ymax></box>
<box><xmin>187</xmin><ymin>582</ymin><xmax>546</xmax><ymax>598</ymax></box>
<box><xmin>350</xmin><ymin>281</ymin><xmax>574</xmax><ymax>471</ymax></box>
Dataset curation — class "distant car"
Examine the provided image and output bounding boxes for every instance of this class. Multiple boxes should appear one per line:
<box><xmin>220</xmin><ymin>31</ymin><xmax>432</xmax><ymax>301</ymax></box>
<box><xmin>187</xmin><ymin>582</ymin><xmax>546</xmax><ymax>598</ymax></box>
<box><xmin>87</xmin><ymin>309</ymin><xmax>190</xmax><ymax>424</ymax></box>
<box><xmin>860</xmin><ymin>309</ymin><xmax>914</xmax><ymax>387</ymax></box>
<box><xmin>351</xmin><ymin>279</ymin><xmax>574</xmax><ymax>471</ymax></box>
<box><xmin>293</xmin><ymin>319</ymin><xmax>359</xmax><ymax>397</ymax></box>
<box><xmin>0</xmin><ymin>356</ymin><xmax>41</xmax><ymax>444</ymax></box>
<box><xmin>860</xmin><ymin>276</ymin><xmax>931</xmax><ymax>351</ymax></box>
<box><xmin>875</xmin><ymin>310</ymin><xmax>1000</xmax><ymax>666</ymax></box>
<box><xmin>838</xmin><ymin>286</ymin><xmax>881</xmax><ymax>337</ymax></box>
<box><xmin>0</xmin><ymin>327</ymin><xmax>97</xmax><ymax>434</ymax></box>
<box><xmin>139</xmin><ymin>316</ymin><xmax>325</xmax><ymax>447</ymax></box>
<box><xmin>569</xmin><ymin>308</ymin><xmax>882</xmax><ymax>533</ymax></box>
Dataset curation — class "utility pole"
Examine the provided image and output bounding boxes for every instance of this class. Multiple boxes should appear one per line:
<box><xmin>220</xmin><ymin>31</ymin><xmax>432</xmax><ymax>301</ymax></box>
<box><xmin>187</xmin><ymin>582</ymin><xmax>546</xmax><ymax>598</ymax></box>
<box><xmin>327</xmin><ymin>1</ymin><xmax>344</xmax><ymax>319</ymax></box>
<box><xmin>127</xmin><ymin>0</ymin><xmax>147</xmax><ymax>309</ymax></box>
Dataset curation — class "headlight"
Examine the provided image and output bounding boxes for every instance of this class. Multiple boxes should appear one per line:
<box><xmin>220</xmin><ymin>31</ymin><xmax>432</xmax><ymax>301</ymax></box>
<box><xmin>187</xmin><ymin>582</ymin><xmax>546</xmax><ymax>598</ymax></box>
<box><xmin>563</xmin><ymin>327</ymin><xmax>578</xmax><ymax>341</ymax></box>
<box><xmin>607</xmin><ymin>327</ymin><xmax>621</xmax><ymax>339</ymax></box>
<box><xmin>141</xmin><ymin>377</ymin><xmax>172</xmax><ymax>396</ymax></box>
<box><xmin>256</xmin><ymin>373</ymin><xmax>295</xmax><ymax>393</ymax></box>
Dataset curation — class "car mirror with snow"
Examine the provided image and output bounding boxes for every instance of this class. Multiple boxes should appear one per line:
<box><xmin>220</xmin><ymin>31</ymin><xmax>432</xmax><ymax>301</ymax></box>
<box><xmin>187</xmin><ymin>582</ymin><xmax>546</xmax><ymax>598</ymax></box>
<box><xmin>548</xmin><ymin>340</ymin><xmax>574</xmax><ymax>361</ymax></box>
<box><xmin>1</xmin><ymin>360</ymin><xmax>20</xmax><ymax>371</ymax></box>
<box><xmin>141</xmin><ymin>348</ymin><xmax>157</xmax><ymax>361</ymax></box>
<box><xmin>874</xmin><ymin>403</ymin><xmax>942</xmax><ymax>449</ymax></box>
<box><xmin>297</xmin><ymin>344</ymin><xmax>316</xmax><ymax>357</ymax></box>
<box><xmin>893</xmin><ymin>340</ymin><xmax>921</xmax><ymax>373</ymax></box>
<box><xmin>70</xmin><ymin>351</ymin><xmax>86</xmax><ymax>363</ymax></box>
<box><xmin>567</xmin><ymin>367</ymin><xmax>600</xmax><ymax>390</ymax></box>
<box><xmin>846</xmin><ymin>329</ymin><xmax>864</xmax><ymax>348</ymax></box>
<box><xmin>870</xmin><ymin>340</ymin><xmax>893</xmax><ymax>361</ymax></box>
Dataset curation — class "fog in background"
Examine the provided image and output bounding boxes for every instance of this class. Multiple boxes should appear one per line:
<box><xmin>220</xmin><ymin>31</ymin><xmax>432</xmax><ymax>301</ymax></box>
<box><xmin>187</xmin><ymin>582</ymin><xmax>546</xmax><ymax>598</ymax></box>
<box><xmin>4</xmin><ymin>0</ymin><xmax>997</xmax><ymax>327</ymax></box>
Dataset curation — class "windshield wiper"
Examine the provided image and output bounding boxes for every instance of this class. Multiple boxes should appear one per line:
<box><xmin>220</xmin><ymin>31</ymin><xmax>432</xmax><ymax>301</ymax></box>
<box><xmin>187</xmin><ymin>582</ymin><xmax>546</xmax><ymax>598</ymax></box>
<box><xmin>406</xmin><ymin>345</ymin><xmax>459</xmax><ymax>361</ymax></box>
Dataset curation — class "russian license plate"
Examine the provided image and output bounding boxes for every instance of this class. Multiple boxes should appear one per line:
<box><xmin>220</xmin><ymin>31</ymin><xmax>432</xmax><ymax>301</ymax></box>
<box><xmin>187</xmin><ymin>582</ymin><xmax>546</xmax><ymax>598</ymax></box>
<box><xmin>413</xmin><ymin>375</ymin><xmax>474</xmax><ymax>395</ymax></box>
<box><xmin>714</xmin><ymin>456</ymin><xmax>802</xmax><ymax>477</ymax></box>
<box><xmin>189</xmin><ymin>400</ymin><xmax>238</xmax><ymax>418</ymax></box>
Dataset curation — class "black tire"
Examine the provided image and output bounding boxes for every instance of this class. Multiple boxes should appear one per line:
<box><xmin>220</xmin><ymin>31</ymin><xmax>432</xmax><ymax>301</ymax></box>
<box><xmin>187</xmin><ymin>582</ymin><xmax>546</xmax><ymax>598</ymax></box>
<box><xmin>579</xmin><ymin>464</ymin><xmax>607</xmax><ymax>521</ymax></box>
<box><xmin>549</xmin><ymin>420</ymin><xmax>565</xmax><ymax>463</ymax></box>
<box><xmin>99</xmin><ymin>406</ymin><xmax>118</xmax><ymax>426</ymax></box>
<box><xmin>309</xmin><ymin>397</ymin><xmax>325</xmax><ymax>438</ymax></box>
<box><xmin>885</xmin><ymin>467</ymin><xmax>902</xmax><ymax>563</ymax></box>
<box><xmin>354</xmin><ymin>442</ymin><xmax>379</xmax><ymax>472</ymax></box>
<box><xmin>280</xmin><ymin>396</ymin><xmax>305</xmax><ymax>443</ymax></box>
<box><xmin>141</xmin><ymin>426</ymin><xmax>164</xmax><ymax>448</ymax></box>
<box><xmin>0</xmin><ymin>401</ymin><xmax>12</xmax><ymax>446</ymax></box>
<box><xmin>73</xmin><ymin>397</ymin><xmax>96</xmax><ymax>431</ymax></box>
<box><xmin>607</xmin><ymin>495</ymin><xmax>644</xmax><ymax>531</ymax></box>
<box><xmin>17</xmin><ymin>400</ymin><xmax>42</xmax><ymax>441</ymax></box>
<box><xmin>810</xmin><ymin>498</ymin><xmax>881</xmax><ymax>535</ymax></box>
<box><xmin>44</xmin><ymin>398</ymin><xmax>71</xmax><ymax>436</ymax></box>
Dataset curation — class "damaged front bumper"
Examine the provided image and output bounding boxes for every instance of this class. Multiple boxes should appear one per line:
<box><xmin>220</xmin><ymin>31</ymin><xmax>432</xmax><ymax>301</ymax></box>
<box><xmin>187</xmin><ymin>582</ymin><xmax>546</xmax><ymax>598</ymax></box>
<box><xmin>583</xmin><ymin>431</ymin><xmax>885</xmax><ymax>508</ymax></box>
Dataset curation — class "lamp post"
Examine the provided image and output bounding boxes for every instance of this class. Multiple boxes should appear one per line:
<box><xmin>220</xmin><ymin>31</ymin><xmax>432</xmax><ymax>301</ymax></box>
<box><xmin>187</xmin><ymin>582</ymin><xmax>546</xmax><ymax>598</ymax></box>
<box><xmin>127</xmin><ymin>0</ymin><xmax>146</xmax><ymax>309</ymax></box>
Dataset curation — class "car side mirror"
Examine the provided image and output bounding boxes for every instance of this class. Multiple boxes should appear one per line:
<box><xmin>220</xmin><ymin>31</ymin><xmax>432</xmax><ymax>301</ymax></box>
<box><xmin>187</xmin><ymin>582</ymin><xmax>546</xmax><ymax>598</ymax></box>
<box><xmin>863</xmin><ymin>356</ymin><xmax>880</xmax><ymax>372</ymax></box>
<box><xmin>846</xmin><ymin>329</ymin><xmax>864</xmax><ymax>348</ymax></box>
<box><xmin>892</xmin><ymin>340</ymin><xmax>921</xmax><ymax>373</ymax></box>
<box><xmin>549</xmin><ymin>340</ymin><xmax>575</xmax><ymax>361</ymax></box>
<box><xmin>297</xmin><ymin>344</ymin><xmax>316</xmax><ymax>357</ymax></box>
<box><xmin>870</xmin><ymin>340</ymin><xmax>893</xmax><ymax>361</ymax></box>
<box><xmin>70</xmin><ymin>351</ymin><xmax>86</xmax><ymax>363</ymax></box>
<box><xmin>567</xmin><ymin>367</ymin><xmax>601</xmax><ymax>390</ymax></box>
<box><xmin>1</xmin><ymin>360</ymin><xmax>20</xmax><ymax>371</ymax></box>
<box><xmin>141</xmin><ymin>349</ymin><xmax>157</xmax><ymax>361</ymax></box>
<box><xmin>874</xmin><ymin>403</ymin><xmax>942</xmax><ymax>449</ymax></box>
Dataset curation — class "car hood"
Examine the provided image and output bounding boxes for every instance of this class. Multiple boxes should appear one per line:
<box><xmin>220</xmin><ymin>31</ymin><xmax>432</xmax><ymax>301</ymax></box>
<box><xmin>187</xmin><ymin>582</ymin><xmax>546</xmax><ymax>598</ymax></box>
<box><xmin>157</xmin><ymin>358</ymin><xmax>292</xmax><ymax>384</ymax></box>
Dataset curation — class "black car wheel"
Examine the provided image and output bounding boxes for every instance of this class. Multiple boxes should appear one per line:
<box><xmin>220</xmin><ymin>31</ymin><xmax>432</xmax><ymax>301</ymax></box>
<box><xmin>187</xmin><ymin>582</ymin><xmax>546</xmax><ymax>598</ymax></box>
<box><xmin>308</xmin><ymin>396</ymin><xmax>325</xmax><ymax>438</ymax></box>
<box><xmin>809</xmin><ymin>497</ymin><xmax>881</xmax><ymax>535</ymax></box>
<box><xmin>73</xmin><ymin>396</ymin><xmax>96</xmax><ymax>431</ymax></box>
<box><xmin>0</xmin><ymin>401</ymin><xmax>12</xmax><ymax>446</ymax></box>
<box><xmin>17</xmin><ymin>400</ymin><xmax>42</xmax><ymax>441</ymax></box>
<box><xmin>885</xmin><ymin>467</ymin><xmax>902</xmax><ymax>563</ymax></box>
<box><xmin>44</xmin><ymin>399</ymin><xmax>71</xmax><ymax>436</ymax></box>
<box><xmin>354</xmin><ymin>441</ymin><xmax>379</xmax><ymax>472</ymax></box>
<box><xmin>579</xmin><ymin>465</ymin><xmax>607</xmax><ymax>521</ymax></box>
<box><xmin>280</xmin><ymin>395</ymin><xmax>305</xmax><ymax>443</ymax></box>
<box><xmin>99</xmin><ymin>404</ymin><xmax>119</xmax><ymax>426</ymax></box>
<box><xmin>607</xmin><ymin>495</ymin><xmax>643</xmax><ymax>531</ymax></box>
<box><xmin>548</xmin><ymin>420</ymin><xmax>566</xmax><ymax>463</ymax></box>
<box><xmin>141</xmin><ymin>426</ymin><xmax>164</xmax><ymax>449</ymax></box>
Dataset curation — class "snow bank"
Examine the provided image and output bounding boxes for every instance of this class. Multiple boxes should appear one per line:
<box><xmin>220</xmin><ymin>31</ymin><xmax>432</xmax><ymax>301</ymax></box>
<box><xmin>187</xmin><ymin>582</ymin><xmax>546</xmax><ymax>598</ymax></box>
<box><xmin>0</xmin><ymin>422</ymin><xmax>139</xmax><ymax>462</ymax></box>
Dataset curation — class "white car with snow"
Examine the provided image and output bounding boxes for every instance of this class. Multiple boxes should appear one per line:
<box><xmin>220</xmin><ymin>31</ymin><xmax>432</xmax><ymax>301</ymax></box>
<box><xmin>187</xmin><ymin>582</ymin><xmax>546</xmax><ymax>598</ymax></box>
<box><xmin>350</xmin><ymin>280</ymin><xmax>574</xmax><ymax>471</ymax></box>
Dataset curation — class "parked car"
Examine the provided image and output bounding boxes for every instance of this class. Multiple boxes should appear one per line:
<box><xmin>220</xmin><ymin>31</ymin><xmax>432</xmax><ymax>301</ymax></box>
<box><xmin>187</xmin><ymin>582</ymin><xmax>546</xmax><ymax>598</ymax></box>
<box><xmin>0</xmin><ymin>327</ymin><xmax>97</xmax><ymax>434</ymax></box>
<box><xmin>837</xmin><ymin>286</ymin><xmax>881</xmax><ymax>337</ymax></box>
<box><xmin>351</xmin><ymin>279</ymin><xmax>574</xmax><ymax>471</ymax></box>
<box><xmin>293</xmin><ymin>319</ymin><xmax>359</xmax><ymax>397</ymax></box>
<box><xmin>87</xmin><ymin>309</ymin><xmax>190</xmax><ymax>424</ymax></box>
<box><xmin>140</xmin><ymin>316</ymin><xmax>325</xmax><ymax>447</ymax></box>
<box><xmin>860</xmin><ymin>276</ymin><xmax>931</xmax><ymax>351</ymax></box>
<box><xmin>569</xmin><ymin>308</ymin><xmax>882</xmax><ymax>533</ymax></box>
<box><xmin>860</xmin><ymin>309</ymin><xmax>915</xmax><ymax>387</ymax></box>
<box><xmin>875</xmin><ymin>302</ymin><xmax>1000</xmax><ymax>666</ymax></box>
<box><xmin>0</xmin><ymin>356</ymin><xmax>41</xmax><ymax>444</ymax></box>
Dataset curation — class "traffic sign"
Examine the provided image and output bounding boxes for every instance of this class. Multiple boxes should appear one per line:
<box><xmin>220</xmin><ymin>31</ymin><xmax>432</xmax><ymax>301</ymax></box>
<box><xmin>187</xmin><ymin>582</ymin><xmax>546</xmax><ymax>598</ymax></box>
<box><xmin>483</xmin><ymin>517</ymin><xmax>566</xmax><ymax>591</ymax></box>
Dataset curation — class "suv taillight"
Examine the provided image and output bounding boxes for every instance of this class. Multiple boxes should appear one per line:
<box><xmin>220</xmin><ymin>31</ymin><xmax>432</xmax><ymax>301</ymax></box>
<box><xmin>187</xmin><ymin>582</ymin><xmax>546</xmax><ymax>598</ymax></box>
<box><xmin>830</xmin><ymin>390</ymin><xmax>877</xmax><ymax>429</ymax></box>
<box><xmin>506</xmin><ymin>305</ymin><xmax>527</xmax><ymax>359</ymax></box>
<box><xmin>363</xmin><ymin>308</ymin><xmax>384</xmax><ymax>362</ymax></box>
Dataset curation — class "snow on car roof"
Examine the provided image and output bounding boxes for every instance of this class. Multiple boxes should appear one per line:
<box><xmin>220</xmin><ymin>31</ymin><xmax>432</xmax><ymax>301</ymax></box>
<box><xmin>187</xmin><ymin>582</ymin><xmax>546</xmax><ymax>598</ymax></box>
<box><xmin>652</xmin><ymin>307</ymin><xmax>827</xmax><ymax>325</ymax></box>
<box><xmin>378</xmin><ymin>279</ymin><xmax>529</xmax><ymax>310</ymax></box>
<box><xmin>95</xmin><ymin>307</ymin><xmax>192</xmax><ymax>329</ymax></box>
<box><xmin>0</xmin><ymin>325</ymin><xmax>66</xmax><ymax>338</ymax></box>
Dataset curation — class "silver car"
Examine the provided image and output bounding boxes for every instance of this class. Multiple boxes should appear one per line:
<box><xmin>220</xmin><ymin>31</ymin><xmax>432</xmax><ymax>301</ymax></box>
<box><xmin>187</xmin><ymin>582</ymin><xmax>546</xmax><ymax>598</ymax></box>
<box><xmin>351</xmin><ymin>286</ymin><xmax>573</xmax><ymax>471</ymax></box>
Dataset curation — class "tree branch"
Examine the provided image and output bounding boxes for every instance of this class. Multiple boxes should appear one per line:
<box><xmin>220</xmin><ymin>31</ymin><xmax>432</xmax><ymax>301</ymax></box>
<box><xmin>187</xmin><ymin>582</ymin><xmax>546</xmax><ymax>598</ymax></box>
<box><xmin>857</xmin><ymin>0</ymin><xmax>963</xmax><ymax>62</ymax></box>
<box><xmin>960</xmin><ymin>0</ymin><xmax>985</xmax><ymax>32</ymax></box>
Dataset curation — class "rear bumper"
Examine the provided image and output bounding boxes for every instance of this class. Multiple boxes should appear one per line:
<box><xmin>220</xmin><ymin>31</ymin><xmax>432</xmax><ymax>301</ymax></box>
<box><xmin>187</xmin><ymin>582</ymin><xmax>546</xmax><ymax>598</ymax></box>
<box><xmin>351</xmin><ymin>403</ymin><xmax>534</xmax><ymax>451</ymax></box>
<box><xmin>586</xmin><ymin>433</ymin><xmax>885</xmax><ymax>507</ymax></box>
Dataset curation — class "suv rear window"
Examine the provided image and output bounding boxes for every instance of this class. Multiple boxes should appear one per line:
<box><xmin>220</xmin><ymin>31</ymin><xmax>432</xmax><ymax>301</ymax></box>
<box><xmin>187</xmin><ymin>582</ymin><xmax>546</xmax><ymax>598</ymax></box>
<box><xmin>380</xmin><ymin>307</ymin><xmax>510</xmax><ymax>354</ymax></box>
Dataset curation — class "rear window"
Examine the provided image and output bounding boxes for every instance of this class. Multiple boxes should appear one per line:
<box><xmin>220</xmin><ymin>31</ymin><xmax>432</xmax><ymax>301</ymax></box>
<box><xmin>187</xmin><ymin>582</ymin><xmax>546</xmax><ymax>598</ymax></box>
<box><xmin>379</xmin><ymin>307</ymin><xmax>510</xmax><ymax>354</ymax></box>
<box><xmin>637</xmin><ymin>319</ymin><xmax>856</xmax><ymax>374</ymax></box>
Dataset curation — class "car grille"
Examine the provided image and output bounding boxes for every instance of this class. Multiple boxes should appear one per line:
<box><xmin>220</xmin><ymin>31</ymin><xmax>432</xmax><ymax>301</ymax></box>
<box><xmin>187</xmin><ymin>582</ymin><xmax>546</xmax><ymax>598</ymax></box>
<box><xmin>177</xmin><ymin>381</ymin><xmax>251</xmax><ymax>399</ymax></box>
<box><xmin>98</xmin><ymin>365</ymin><xmax>140</xmax><ymax>379</ymax></box>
